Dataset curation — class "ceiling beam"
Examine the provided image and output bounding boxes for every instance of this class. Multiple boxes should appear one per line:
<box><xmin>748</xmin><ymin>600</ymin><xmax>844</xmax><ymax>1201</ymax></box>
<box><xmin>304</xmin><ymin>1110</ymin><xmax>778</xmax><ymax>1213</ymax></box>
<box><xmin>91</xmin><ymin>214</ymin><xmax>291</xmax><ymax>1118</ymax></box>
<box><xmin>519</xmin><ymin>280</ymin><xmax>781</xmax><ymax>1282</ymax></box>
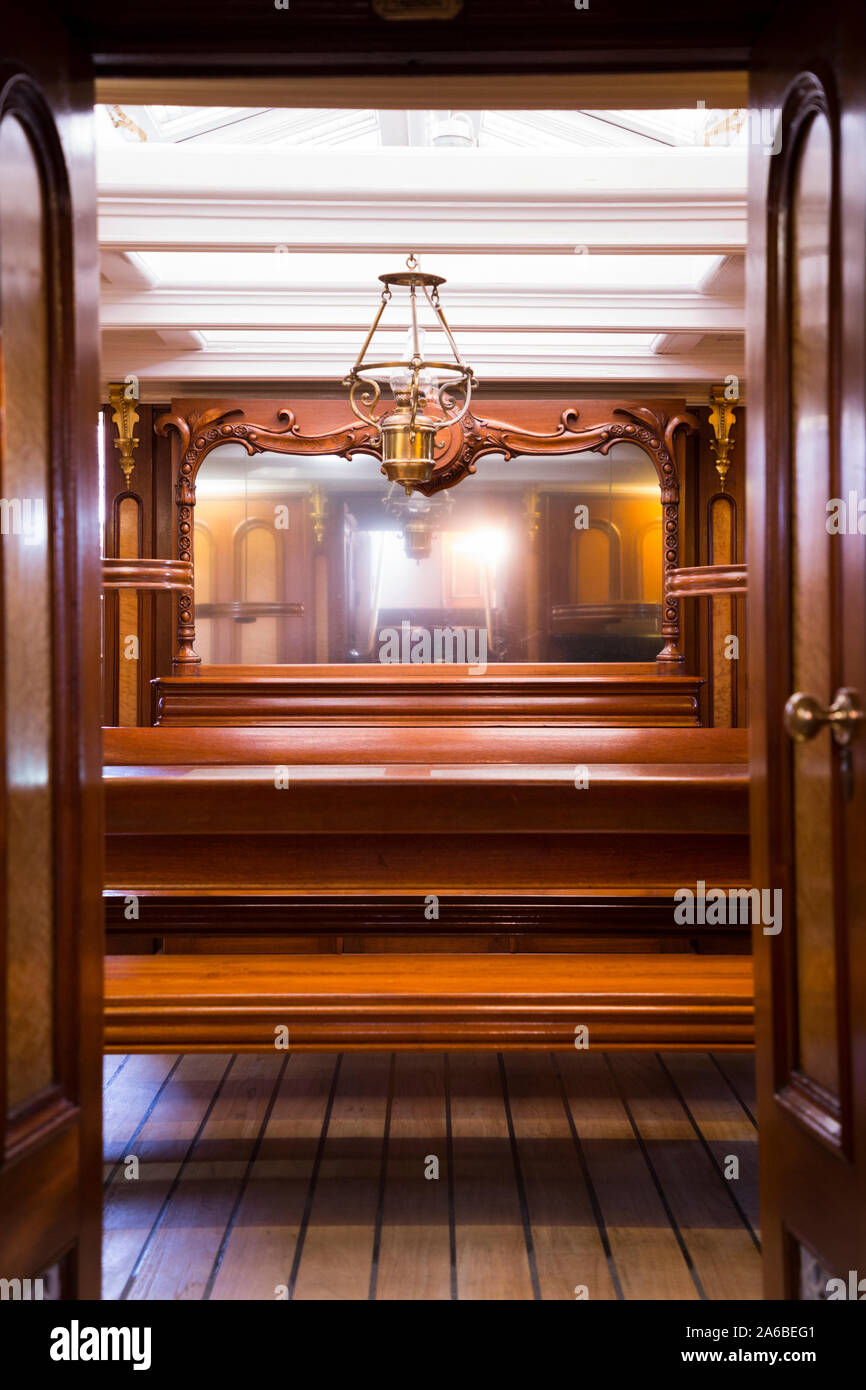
<box><xmin>99</xmin><ymin>215</ymin><xmax>745</xmax><ymax>256</ymax></box>
<box><xmin>97</xmin><ymin>144</ymin><xmax>747</xmax><ymax>197</ymax></box>
<box><xmin>94</xmin><ymin>72</ymin><xmax>750</xmax><ymax>112</ymax></box>
<box><xmin>100</xmin><ymin>288</ymin><xmax>745</xmax><ymax>335</ymax></box>
<box><xmin>100</xmin><ymin>342</ymin><xmax>744</xmax><ymax>385</ymax></box>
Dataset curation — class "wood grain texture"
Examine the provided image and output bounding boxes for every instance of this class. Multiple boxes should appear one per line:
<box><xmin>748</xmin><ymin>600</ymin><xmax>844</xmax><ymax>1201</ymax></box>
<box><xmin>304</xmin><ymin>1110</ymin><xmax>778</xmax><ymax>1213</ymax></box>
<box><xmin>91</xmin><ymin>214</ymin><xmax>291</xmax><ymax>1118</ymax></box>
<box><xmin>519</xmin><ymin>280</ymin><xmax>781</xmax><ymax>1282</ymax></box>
<box><xmin>557</xmin><ymin>1052</ymin><xmax>699</xmax><ymax>1299</ymax></box>
<box><xmin>667</xmin><ymin>564</ymin><xmax>747</xmax><ymax>597</ymax></box>
<box><xmin>102</xmin><ymin>1054</ymin><xmax>231</xmax><ymax>1300</ymax></box>
<box><xmin>103</xmin><ymin>1053</ymin><xmax>179</xmax><ymax>1166</ymax></box>
<box><xmin>104</xmin><ymin>724</ymin><xmax>747</xmax><ymax>767</ymax></box>
<box><xmin>660</xmin><ymin>1051</ymin><xmax>760</xmax><ymax>1237</ymax></box>
<box><xmin>607</xmin><ymin>1053</ymin><xmax>761</xmax><ymax>1299</ymax></box>
<box><xmin>375</xmin><ymin>1054</ymin><xmax>451</xmax><ymax>1301</ymax></box>
<box><xmin>0</xmin><ymin>12</ymin><xmax>104</xmax><ymax>1299</ymax></box>
<box><xmin>208</xmin><ymin>1053</ymin><xmax>338</xmax><ymax>1300</ymax></box>
<box><xmin>106</xmin><ymin>831</ymin><xmax>749</xmax><ymax>896</ymax></box>
<box><xmin>748</xmin><ymin>3</ymin><xmax>866</xmax><ymax>1294</ymax></box>
<box><xmin>103</xmin><ymin>1049</ymin><xmax>759</xmax><ymax>1301</ymax></box>
<box><xmin>450</xmin><ymin>1053</ymin><xmax>535</xmax><ymax>1299</ymax></box>
<box><xmin>122</xmin><ymin>1054</ymin><xmax>285</xmax><ymax>1301</ymax></box>
<box><xmin>152</xmin><ymin>665</ymin><xmax>702</xmax><ymax>726</ymax></box>
<box><xmin>103</xmin><ymin>726</ymin><xmax>749</xmax><ymax>900</ymax></box>
<box><xmin>289</xmin><ymin>1053</ymin><xmax>391</xmax><ymax>1301</ymax></box>
<box><xmin>104</xmin><ymin>954</ymin><xmax>754</xmax><ymax>1053</ymax></box>
<box><xmin>502</xmin><ymin>1052</ymin><xmax>619</xmax><ymax>1299</ymax></box>
<box><xmin>103</xmin><ymin>893</ymin><xmax>752</xmax><ymax>961</ymax></box>
<box><xmin>104</xmin><ymin>764</ymin><xmax>748</xmax><ymax>836</ymax></box>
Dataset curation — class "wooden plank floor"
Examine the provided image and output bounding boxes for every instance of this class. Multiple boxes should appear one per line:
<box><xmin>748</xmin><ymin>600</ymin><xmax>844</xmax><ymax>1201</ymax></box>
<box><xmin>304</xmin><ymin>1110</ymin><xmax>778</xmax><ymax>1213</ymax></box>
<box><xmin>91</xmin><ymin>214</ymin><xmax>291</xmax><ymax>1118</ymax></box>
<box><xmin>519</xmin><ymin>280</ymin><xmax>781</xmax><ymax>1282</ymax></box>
<box><xmin>102</xmin><ymin>1050</ymin><xmax>761</xmax><ymax>1300</ymax></box>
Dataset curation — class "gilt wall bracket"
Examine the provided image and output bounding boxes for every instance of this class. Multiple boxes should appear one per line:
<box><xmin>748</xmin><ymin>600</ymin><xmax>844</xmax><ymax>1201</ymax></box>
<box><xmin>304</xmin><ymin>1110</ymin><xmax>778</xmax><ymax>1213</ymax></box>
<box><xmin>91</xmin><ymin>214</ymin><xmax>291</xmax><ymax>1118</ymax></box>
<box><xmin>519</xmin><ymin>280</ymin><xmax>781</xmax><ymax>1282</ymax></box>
<box><xmin>155</xmin><ymin>398</ymin><xmax>697</xmax><ymax>672</ymax></box>
<box><xmin>108</xmin><ymin>381</ymin><xmax>141</xmax><ymax>490</ymax></box>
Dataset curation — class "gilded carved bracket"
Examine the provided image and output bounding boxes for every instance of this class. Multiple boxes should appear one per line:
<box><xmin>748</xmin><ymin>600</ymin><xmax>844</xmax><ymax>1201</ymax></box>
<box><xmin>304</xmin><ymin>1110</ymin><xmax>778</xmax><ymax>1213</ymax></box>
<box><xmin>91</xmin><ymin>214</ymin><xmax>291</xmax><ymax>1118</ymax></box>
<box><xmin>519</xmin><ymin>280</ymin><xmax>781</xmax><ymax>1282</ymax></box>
<box><xmin>155</xmin><ymin>400</ymin><xmax>697</xmax><ymax>672</ymax></box>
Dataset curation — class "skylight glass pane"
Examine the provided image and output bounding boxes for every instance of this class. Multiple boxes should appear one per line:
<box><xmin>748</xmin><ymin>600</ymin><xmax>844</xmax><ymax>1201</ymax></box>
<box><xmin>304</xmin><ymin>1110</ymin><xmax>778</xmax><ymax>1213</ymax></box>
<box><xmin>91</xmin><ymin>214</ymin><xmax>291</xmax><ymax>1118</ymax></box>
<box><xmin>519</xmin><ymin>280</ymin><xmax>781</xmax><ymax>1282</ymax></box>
<box><xmin>137</xmin><ymin>251</ymin><xmax>719</xmax><ymax>292</ymax></box>
<box><xmin>200</xmin><ymin>330</ymin><xmax>657</xmax><ymax>353</ymax></box>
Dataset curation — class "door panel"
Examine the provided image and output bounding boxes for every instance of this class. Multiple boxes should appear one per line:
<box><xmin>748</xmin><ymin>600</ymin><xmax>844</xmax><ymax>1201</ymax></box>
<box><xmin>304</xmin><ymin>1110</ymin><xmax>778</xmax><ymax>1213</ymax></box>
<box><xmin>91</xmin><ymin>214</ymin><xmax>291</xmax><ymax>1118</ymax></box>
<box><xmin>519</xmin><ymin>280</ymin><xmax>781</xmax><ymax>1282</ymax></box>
<box><xmin>749</xmin><ymin>3</ymin><xmax>866</xmax><ymax>1295</ymax></box>
<box><xmin>1</xmin><ymin>113</ymin><xmax>56</xmax><ymax>1112</ymax></box>
<box><xmin>0</xmin><ymin>18</ymin><xmax>102</xmax><ymax>1299</ymax></box>
<box><xmin>789</xmin><ymin>110</ymin><xmax>840</xmax><ymax>1105</ymax></box>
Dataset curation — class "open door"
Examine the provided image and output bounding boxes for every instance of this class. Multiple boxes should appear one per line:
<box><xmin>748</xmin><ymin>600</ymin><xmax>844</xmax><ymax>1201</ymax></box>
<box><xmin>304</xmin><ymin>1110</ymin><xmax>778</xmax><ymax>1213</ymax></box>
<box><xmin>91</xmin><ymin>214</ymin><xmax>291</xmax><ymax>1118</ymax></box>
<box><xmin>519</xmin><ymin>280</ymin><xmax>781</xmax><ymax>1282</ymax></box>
<box><xmin>0</xmin><ymin>16</ymin><xmax>102</xmax><ymax>1296</ymax></box>
<box><xmin>749</xmin><ymin>0</ymin><xmax>866</xmax><ymax>1297</ymax></box>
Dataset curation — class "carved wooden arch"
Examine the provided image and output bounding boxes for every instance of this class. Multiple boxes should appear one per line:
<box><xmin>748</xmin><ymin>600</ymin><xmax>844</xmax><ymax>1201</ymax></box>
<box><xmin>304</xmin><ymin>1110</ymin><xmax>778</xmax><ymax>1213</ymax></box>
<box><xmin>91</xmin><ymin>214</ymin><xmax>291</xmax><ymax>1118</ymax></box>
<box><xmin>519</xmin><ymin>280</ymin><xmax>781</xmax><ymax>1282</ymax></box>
<box><xmin>156</xmin><ymin>398</ymin><xmax>697</xmax><ymax>670</ymax></box>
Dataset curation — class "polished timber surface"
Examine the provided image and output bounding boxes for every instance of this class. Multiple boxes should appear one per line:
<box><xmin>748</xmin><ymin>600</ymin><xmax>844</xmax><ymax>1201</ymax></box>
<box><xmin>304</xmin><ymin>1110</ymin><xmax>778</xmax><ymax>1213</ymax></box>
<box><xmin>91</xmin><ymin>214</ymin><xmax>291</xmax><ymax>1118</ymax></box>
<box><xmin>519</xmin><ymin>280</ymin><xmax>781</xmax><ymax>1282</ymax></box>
<box><xmin>105</xmin><ymin>953</ymin><xmax>754</xmax><ymax>1052</ymax></box>
<box><xmin>152</xmin><ymin>664</ymin><xmax>703</xmax><ymax>726</ymax></box>
<box><xmin>102</xmin><ymin>1049</ymin><xmax>761</xmax><ymax>1301</ymax></box>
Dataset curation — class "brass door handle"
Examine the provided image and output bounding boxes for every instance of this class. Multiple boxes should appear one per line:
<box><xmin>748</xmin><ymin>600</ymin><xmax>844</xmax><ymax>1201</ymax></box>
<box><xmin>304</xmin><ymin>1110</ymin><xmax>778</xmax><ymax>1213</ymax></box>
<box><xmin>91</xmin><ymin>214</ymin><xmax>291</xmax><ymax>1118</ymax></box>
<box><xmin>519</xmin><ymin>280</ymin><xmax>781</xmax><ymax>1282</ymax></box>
<box><xmin>784</xmin><ymin>687</ymin><xmax>864</xmax><ymax>747</ymax></box>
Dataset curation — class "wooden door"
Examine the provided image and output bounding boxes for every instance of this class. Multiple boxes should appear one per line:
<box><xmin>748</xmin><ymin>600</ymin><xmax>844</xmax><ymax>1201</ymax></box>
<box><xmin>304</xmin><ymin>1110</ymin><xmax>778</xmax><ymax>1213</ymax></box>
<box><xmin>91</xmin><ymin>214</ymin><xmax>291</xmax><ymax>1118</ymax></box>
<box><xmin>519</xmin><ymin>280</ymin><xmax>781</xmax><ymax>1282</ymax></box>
<box><xmin>748</xmin><ymin>0</ymin><xmax>866</xmax><ymax>1297</ymax></box>
<box><xmin>0</xmin><ymin>15</ymin><xmax>103</xmax><ymax>1296</ymax></box>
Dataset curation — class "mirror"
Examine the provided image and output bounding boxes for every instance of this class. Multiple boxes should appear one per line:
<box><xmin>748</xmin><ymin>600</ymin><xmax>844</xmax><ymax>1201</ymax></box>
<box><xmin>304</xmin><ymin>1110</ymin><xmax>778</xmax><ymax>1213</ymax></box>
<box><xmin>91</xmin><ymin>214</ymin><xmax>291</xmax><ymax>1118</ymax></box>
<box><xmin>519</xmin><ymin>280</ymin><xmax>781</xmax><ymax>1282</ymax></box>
<box><xmin>191</xmin><ymin>441</ymin><xmax>663</xmax><ymax>665</ymax></box>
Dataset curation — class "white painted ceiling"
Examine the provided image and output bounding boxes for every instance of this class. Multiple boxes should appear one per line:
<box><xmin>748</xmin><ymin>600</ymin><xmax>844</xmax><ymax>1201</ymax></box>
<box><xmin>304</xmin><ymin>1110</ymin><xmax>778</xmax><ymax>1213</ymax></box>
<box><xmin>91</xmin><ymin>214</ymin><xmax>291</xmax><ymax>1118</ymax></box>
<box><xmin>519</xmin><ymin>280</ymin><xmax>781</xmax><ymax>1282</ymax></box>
<box><xmin>97</xmin><ymin>103</ymin><xmax>748</xmax><ymax>403</ymax></box>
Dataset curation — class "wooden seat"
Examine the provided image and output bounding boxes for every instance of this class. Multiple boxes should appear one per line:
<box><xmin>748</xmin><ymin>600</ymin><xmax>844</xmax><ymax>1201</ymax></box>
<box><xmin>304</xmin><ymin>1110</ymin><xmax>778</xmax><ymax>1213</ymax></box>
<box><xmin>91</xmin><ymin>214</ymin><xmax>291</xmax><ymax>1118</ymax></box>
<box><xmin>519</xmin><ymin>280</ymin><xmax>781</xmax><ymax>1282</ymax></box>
<box><xmin>104</xmin><ymin>952</ymin><xmax>754</xmax><ymax>1053</ymax></box>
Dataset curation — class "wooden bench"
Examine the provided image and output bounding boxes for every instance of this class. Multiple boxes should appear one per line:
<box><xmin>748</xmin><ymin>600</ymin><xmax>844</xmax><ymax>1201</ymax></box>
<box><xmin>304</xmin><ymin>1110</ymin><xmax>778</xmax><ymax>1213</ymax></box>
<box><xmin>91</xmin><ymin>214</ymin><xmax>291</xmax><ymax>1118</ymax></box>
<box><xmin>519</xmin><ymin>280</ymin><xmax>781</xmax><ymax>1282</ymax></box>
<box><xmin>104</xmin><ymin>952</ymin><xmax>754</xmax><ymax>1052</ymax></box>
<box><xmin>103</xmin><ymin>726</ymin><xmax>749</xmax><ymax>897</ymax></box>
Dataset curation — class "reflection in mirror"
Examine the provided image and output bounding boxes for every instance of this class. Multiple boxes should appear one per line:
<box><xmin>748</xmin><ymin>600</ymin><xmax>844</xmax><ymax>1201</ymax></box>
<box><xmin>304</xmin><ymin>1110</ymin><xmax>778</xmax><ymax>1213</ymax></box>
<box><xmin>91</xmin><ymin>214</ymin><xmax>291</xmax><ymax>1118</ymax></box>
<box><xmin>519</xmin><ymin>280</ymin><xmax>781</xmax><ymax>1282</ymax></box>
<box><xmin>192</xmin><ymin>442</ymin><xmax>663</xmax><ymax>665</ymax></box>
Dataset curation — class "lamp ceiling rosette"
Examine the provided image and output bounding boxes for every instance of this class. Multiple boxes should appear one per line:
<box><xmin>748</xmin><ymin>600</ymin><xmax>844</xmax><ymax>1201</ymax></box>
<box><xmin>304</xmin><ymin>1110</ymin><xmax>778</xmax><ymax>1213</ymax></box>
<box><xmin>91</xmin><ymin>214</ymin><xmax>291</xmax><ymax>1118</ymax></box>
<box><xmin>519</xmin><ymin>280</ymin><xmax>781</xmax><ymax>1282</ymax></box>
<box><xmin>343</xmin><ymin>253</ymin><xmax>477</xmax><ymax>494</ymax></box>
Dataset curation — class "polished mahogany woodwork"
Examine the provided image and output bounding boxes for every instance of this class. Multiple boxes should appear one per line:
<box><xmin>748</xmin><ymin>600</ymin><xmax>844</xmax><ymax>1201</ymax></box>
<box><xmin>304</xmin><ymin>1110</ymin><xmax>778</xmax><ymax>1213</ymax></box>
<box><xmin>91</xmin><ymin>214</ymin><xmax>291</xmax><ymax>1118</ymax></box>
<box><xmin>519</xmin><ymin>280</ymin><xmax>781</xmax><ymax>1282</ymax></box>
<box><xmin>104</xmin><ymin>952</ymin><xmax>754</xmax><ymax>1053</ymax></box>
<box><xmin>104</xmin><ymin>893</ymin><xmax>752</xmax><ymax>958</ymax></box>
<box><xmin>104</xmin><ymin>725</ymin><xmax>749</xmax><ymax>896</ymax></box>
<box><xmin>102</xmin><ymin>557</ymin><xmax>194</xmax><ymax>590</ymax></box>
<box><xmin>0</xmin><ymin>14</ymin><xmax>103</xmax><ymax>1298</ymax></box>
<box><xmin>668</xmin><ymin>565</ymin><xmax>748</xmax><ymax>597</ymax></box>
<box><xmin>104</xmin><ymin>724</ymin><xmax>747</xmax><ymax>766</ymax></box>
<box><xmin>748</xmin><ymin>0</ymin><xmax>866</xmax><ymax>1296</ymax></box>
<box><xmin>152</xmin><ymin>663</ymin><xmax>703</xmax><ymax>727</ymax></box>
<box><xmin>156</xmin><ymin>397</ymin><xmax>696</xmax><ymax>672</ymax></box>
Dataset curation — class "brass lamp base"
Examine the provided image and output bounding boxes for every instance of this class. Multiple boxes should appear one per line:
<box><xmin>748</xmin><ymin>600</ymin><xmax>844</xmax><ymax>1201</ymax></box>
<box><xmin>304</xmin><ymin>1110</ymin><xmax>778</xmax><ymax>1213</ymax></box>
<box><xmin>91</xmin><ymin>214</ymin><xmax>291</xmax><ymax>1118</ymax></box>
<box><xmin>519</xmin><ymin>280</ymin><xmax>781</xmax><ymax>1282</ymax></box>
<box><xmin>380</xmin><ymin>414</ymin><xmax>440</xmax><ymax>492</ymax></box>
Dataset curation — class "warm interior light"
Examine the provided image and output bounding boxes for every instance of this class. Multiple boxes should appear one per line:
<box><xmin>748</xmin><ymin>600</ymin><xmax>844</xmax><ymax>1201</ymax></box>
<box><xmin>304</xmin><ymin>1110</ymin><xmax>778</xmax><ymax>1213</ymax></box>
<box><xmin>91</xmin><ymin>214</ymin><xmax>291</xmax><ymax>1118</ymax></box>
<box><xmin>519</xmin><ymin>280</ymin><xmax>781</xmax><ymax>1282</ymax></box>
<box><xmin>450</xmin><ymin>528</ymin><xmax>509</xmax><ymax>565</ymax></box>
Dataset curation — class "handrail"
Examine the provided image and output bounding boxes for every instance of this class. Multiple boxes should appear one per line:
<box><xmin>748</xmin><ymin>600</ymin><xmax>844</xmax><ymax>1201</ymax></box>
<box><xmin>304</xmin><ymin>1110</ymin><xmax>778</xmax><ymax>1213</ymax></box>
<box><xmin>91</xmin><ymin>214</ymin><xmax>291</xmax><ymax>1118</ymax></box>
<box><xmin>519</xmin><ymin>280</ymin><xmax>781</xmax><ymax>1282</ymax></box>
<box><xmin>102</xmin><ymin>558</ymin><xmax>194</xmax><ymax>591</ymax></box>
<box><xmin>667</xmin><ymin>564</ymin><xmax>747</xmax><ymax>598</ymax></box>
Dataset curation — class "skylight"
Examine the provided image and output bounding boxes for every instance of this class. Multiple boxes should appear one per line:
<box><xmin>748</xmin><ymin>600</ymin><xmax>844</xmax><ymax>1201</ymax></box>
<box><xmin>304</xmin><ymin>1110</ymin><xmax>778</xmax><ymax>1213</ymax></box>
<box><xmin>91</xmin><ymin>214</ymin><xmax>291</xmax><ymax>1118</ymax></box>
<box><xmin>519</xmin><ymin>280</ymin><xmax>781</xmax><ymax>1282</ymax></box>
<box><xmin>97</xmin><ymin>105</ymin><xmax>750</xmax><ymax>154</ymax></box>
<box><xmin>136</xmin><ymin>252</ymin><xmax>721</xmax><ymax>293</ymax></box>
<box><xmin>199</xmin><ymin>330</ymin><xmax>658</xmax><ymax>355</ymax></box>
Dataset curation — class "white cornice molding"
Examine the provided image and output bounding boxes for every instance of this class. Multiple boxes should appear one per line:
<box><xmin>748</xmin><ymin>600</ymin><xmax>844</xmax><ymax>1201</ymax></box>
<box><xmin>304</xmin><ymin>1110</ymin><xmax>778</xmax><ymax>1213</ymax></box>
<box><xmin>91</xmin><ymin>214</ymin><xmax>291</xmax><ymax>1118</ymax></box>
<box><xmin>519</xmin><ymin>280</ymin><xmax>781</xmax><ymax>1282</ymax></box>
<box><xmin>99</xmin><ymin>287</ymin><xmax>744</xmax><ymax>335</ymax></box>
<box><xmin>96</xmin><ymin>144</ymin><xmax>748</xmax><ymax>195</ymax></box>
<box><xmin>100</xmin><ymin>342</ymin><xmax>743</xmax><ymax>385</ymax></box>
<box><xmin>99</xmin><ymin>213</ymin><xmax>745</xmax><ymax>256</ymax></box>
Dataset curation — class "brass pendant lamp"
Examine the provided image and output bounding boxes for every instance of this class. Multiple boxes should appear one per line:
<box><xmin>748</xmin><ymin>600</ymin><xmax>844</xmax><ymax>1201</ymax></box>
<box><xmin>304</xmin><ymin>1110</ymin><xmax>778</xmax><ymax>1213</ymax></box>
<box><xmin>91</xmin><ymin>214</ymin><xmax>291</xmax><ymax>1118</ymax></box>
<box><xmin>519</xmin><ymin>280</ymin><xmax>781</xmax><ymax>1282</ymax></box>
<box><xmin>344</xmin><ymin>253</ymin><xmax>477</xmax><ymax>494</ymax></box>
